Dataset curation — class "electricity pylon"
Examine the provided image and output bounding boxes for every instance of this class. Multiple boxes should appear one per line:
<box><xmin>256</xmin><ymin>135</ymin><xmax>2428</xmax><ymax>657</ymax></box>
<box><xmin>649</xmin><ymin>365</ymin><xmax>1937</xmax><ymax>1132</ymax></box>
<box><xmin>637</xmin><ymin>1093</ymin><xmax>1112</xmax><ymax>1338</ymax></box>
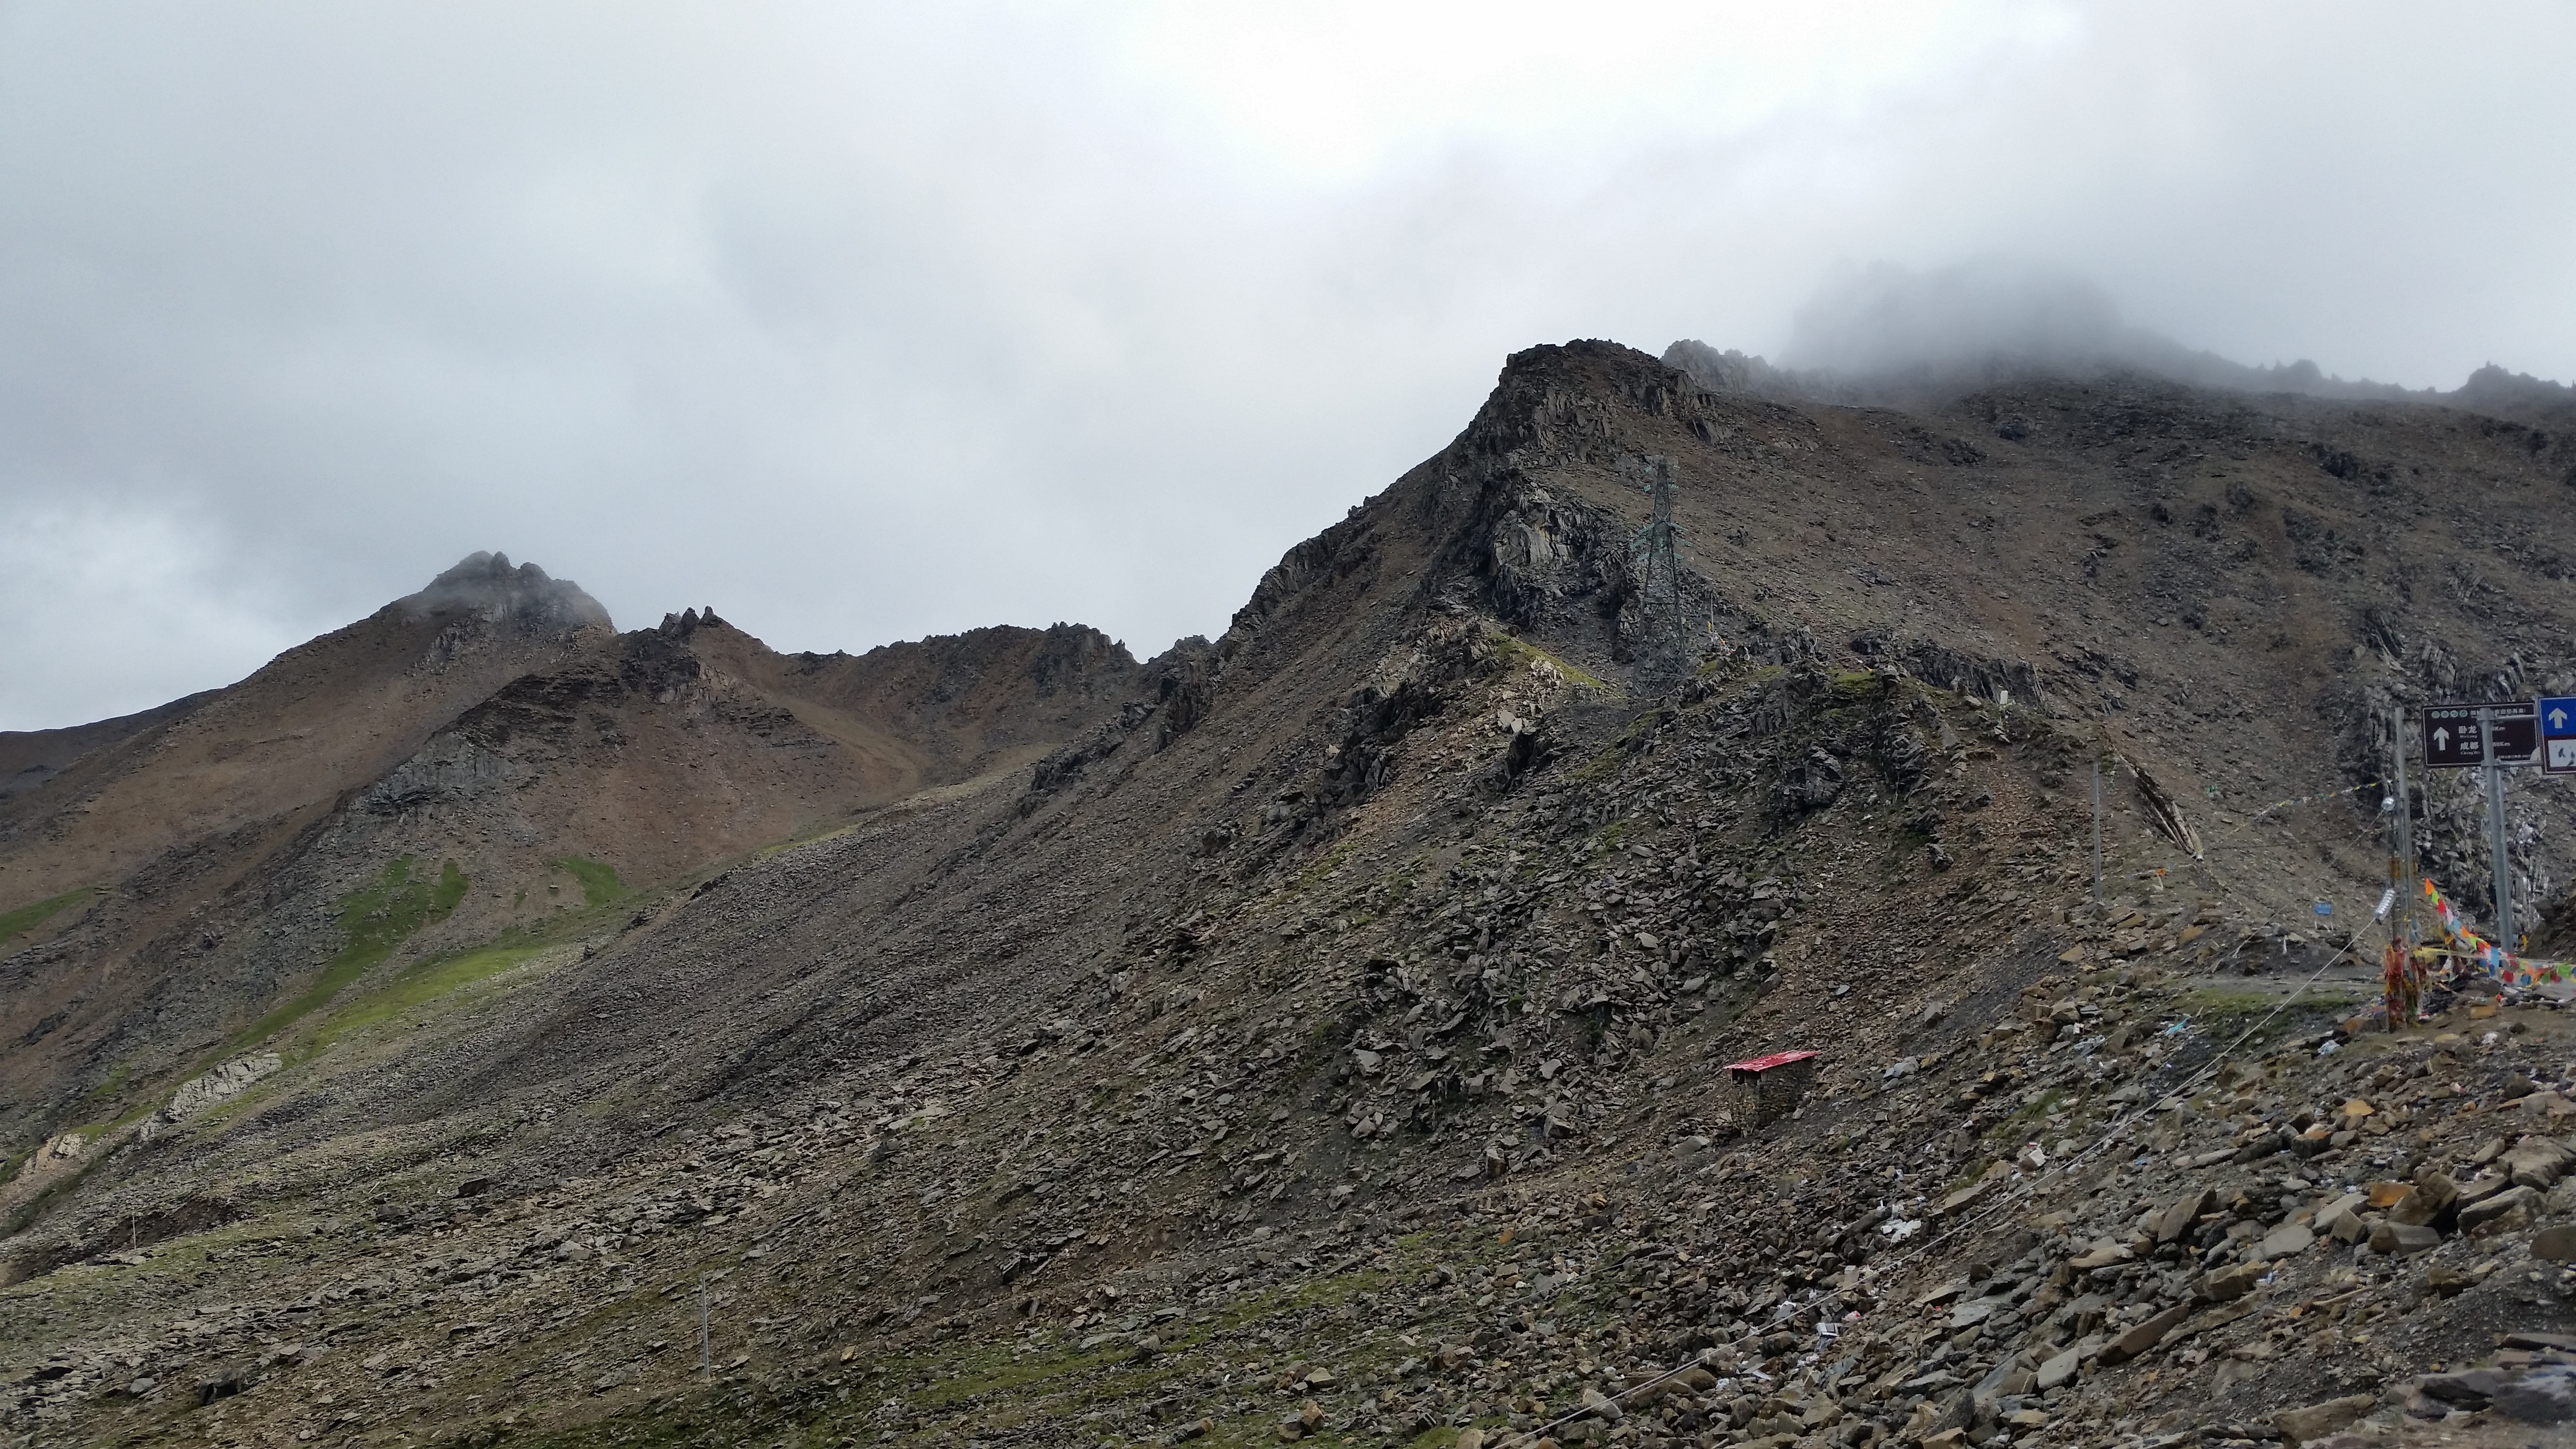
<box><xmin>1626</xmin><ymin>454</ymin><xmax>1688</xmax><ymax>690</ymax></box>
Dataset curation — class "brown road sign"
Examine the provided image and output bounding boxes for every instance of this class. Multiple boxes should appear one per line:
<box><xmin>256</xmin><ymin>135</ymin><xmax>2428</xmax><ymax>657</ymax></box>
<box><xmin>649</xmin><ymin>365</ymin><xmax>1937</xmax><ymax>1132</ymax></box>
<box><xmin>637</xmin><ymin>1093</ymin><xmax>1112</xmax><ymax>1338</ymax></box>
<box><xmin>2422</xmin><ymin>702</ymin><xmax>2539</xmax><ymax>769</ymax></box>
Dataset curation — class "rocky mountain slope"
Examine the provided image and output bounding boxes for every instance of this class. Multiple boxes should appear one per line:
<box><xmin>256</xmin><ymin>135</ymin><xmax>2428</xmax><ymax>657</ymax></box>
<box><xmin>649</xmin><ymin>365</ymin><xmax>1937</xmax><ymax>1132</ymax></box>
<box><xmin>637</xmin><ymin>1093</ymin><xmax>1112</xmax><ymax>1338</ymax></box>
<box><xmin>0</xmin><ymin>559</ymin><xmax>1144</xmax><ymax>1136</ymax></box>
<box><xmin>7</xmin><ymin>341</ymin><xmax>2576</xmax><ymax>1449</ymax></box>
<box><xmin>1</xmin><ymin>552</ymin><xmax>609</xmax><ymax>903</ymax></box>
<box><xmin>0</xmin><ymin>692</ymin><xmax>222</xmax><ymax>805</ymax></box>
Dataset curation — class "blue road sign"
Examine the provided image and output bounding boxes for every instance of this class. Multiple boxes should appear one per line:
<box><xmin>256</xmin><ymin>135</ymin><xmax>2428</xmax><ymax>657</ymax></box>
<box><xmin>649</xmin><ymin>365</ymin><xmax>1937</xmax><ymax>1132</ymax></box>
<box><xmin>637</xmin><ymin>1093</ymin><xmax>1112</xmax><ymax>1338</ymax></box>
<box><xmin>2544</xmin><ymin>695</ymin><xmax>2576</xmax><ymax>775</ymax></box>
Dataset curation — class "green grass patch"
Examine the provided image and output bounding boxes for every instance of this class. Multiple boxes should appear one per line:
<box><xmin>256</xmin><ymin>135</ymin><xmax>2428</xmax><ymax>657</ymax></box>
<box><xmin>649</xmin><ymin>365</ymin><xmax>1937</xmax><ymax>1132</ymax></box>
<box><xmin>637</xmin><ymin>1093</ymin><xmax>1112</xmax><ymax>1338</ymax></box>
<box><xmin>906</xmin><ymin>1336</ymin><xmax>1136</xmax><ymax>1411</ymax></box>
<box><xmin>1567</xmin><ymin>706</ymin><xmax>1677</xmax><ymax>789</ymax></box>
<box><xmin>2174</xmin><ymin>984</ymin><xmax>2356</xmax><ymax>1052</ymax></box>
<box><xmin>309</xmin><ymin>941</ymin><xmax>556</xmax><ymax>1050</ymax></box>
<box><xmin>1205</xmin><ymin>1266</ymin><xmax>1390</xmax><ymax>1337</ymax></box>
<box><xmin>1286</xmin><ymin>839</ymin><xmax>1360</xmax><ymax>896</ymax></box>
<box><xmin>1945</xmin><ymin>1158</ymin><xmax>2000</xmax><ymax>1198</ymax></box>
<box><xmin>1586</xmin><ymin>818</ymin><xmax>1635</xmax><ymax>855</ymax></box>
<box><xmin>0</xmin><ymin>886</ymin><xmax>94</xmax><ymax>949</ymax></box>
<box><xmin>553</xmin><ymin>855</ymin><xmax>627</xmax><ymax>907</ymax></box>
<box><xmin>0</xmin><ymin>1213</ymin><xmax>286</xmax><ymax>1302</ymax></box>
<box><xmin>0</xmin><ymin>1143</ymin><xmax>109</xmax><ymax>1239</ymax></box>
<box><xmin>224</xmin><ymin>855</ymin><xmax>466</xmax><ymax>1054</ymax></box>
<box><xmin>2178</xmin><ymin>986</ymin><xmax>2273</xmax><ymax>1014</ymax></box>
<box><xmin>1489</xmin><ymin>631</ymin><xmax>1613</xmax><ymax>692</ymax></box>
<box><xmin>876</xmin><ymin>1265</ymin><xmax>1406</xmax><ymax>1430</ymax></box>
<box><xmin>1987</xmin><ymin>1089</ymin><xmax>2073</xmax><ymax>1137</ymax></box>
<box><xmin>80</xmin><ymin>1060</ymin><xmax>134</xmax><ymax>1104</ymax></box>
<box><xmin>1566</xmin><ymin>746</ymin><xmax>1625</xmax><ymax>787</ymax></box>
<box><xmin>1368</xmin><ymin>855</ymin><xmax>1427</xmax><ymax>903</ymax></box>
<box><xmin>489</xmin><ymin>1249</ymin><xmax>1455</xmax><ymax>1449</ymax></box>
<box><xmin>2174</xmin><ymin>986</ymin><xmax>2286</xmax><ymax>1041</ymax></box>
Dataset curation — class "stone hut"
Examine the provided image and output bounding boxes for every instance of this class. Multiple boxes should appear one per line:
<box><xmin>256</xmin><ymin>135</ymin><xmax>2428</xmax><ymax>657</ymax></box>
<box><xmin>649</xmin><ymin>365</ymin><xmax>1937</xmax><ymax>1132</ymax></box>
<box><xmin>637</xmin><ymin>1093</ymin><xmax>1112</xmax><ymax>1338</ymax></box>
<box><xmin>1723</xmin><ymin>1049</ymin><xmax>1818</xmax><ymax>1128</ymax></box>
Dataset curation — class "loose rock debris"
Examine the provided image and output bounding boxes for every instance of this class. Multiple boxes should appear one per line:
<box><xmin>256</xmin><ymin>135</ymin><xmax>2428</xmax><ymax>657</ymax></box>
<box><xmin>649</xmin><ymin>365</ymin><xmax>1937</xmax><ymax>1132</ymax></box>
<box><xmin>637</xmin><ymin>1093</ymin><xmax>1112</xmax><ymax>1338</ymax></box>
<box><xmin>10</xmin><ymin>342</ymin><xmax>2576</xmax><ymax>1449</ymax></box>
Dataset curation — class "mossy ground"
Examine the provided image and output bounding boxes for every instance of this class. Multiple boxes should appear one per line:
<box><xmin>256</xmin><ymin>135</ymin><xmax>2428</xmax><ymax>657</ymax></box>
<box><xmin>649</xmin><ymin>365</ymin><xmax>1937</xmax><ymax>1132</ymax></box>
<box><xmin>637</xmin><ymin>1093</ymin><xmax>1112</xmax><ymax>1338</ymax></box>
<box><xmin>308</xmin><ymin>941</ymin><xmax>561</xmax><ymax>1052</ymax></box>
<box><xmin>1486</xmin><ymin>632</ymin><xmax>1611</xmax><ymax>694</ymax></box>
<box><xmin>2174</xmin><ymin>983</ymin><xmax>2356</xmax><ymax>1053</ymax></box>
<box><xmin>484</xmin><ymin>1232</ymin><xmax>1566</xmax><ymax>1449</ymax></box>
<box><xmin>555</xmin><ymin>856</ymin><xmax>628</xmax><ymax>908</ymax></box>
<box><xmin>0</xmin><ymin>884</ymin><xmax>95</xmax><ymax>950</ymax></box>
<box><xmin>223</xmin><ymin>855</ymin><xmax>468</xmax><ymax>1055</ymax></box>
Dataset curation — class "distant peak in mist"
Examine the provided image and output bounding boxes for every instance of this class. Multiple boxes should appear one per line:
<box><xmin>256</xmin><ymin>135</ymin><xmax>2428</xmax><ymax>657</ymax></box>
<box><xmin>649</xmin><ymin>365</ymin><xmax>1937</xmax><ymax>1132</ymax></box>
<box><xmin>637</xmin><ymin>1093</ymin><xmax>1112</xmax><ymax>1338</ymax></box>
<box><xmin>2456</xmin><ymin>364</ymin><xmax>2576</xmax><ymax>417</ymax></box>
<box><xmin>400</xmin><ymin>550</ymin><xmax>614</xmax><ymax>633</ymax></box>
<box><xmin>1668</xmin><ymin>258</ymin><xmax>2496</xmax><ymax>406</ymax></box>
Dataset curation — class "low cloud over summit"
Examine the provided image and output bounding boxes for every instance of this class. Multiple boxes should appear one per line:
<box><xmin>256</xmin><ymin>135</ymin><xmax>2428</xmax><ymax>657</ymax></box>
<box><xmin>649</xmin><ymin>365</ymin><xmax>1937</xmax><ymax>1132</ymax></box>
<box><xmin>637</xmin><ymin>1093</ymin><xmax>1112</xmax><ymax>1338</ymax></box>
<box><xmin>1672</xmin><ymin>258</ymin><xmax>2570</xmax><ymax>407</ymax></box>
<box><xmin>2</xmin><ymin>6</ymin><xmax>2572</xmax><ymax>730</ymax></box>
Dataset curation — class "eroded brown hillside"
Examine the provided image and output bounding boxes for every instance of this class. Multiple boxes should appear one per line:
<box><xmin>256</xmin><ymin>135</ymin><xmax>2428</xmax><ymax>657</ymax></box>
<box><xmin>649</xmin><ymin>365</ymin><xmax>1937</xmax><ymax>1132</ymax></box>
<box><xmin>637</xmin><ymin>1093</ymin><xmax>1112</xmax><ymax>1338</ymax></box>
<box><xmin>0</xmin><ymin>574</ymin><xmax>1143</xmax><ymax>1131</ymax></box>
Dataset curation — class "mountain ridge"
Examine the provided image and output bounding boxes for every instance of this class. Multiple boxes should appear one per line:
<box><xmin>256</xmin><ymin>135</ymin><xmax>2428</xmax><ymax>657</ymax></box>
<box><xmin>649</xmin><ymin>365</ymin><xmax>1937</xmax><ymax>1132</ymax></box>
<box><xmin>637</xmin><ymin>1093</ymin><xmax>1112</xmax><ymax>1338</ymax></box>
<box><xmin>7</xmin><ymin>339</ymin><xmax>2576</xmax><ymax>1448</ymax></box>
<box><xmin>0</xmin><ymin>568</ymin><xmax>1147</xmax><ymax>1128</ymax></box>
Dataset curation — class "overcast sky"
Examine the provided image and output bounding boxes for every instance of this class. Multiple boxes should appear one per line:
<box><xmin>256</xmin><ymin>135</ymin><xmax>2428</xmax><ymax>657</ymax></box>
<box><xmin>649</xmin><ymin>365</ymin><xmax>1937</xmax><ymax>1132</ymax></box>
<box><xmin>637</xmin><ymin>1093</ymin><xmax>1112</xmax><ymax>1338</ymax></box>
<box><xmin>3</xmin><ymin>2</ymin><xmax>2571</xmax><ymax>731</ymax></box>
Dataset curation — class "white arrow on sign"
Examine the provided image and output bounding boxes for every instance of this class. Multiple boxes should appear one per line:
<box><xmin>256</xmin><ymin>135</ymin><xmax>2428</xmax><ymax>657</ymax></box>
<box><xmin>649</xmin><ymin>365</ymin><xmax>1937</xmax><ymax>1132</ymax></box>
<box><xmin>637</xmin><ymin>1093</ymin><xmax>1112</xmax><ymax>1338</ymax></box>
<box><xmin>2434</xmin><ymin>726</ymin><xmax>2451</xmax><ymax>753</ymax></box>
<box><xmin>2552</xmin><ymin>705</ymin><xmax>2571</xmax><ymax>731</ymax></box>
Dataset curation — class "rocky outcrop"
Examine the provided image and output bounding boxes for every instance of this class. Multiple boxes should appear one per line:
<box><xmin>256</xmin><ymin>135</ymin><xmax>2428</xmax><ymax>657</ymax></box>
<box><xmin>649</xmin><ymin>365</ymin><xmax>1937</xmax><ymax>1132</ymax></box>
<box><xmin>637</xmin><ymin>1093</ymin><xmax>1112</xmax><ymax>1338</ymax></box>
<box><xmin>137</xmin><ymin>1055</ymin><xmax>281</xmax><ymax>1141</ymax></box>
<box><xmin>1662</xmin><ymin>339</ymin><xmax>1804</xmax><ymax>400</ymax></box>
<box><xmin>354</xmin><ymin>737</ymin><xmax>521</xmax><ymax>818</ymax></box>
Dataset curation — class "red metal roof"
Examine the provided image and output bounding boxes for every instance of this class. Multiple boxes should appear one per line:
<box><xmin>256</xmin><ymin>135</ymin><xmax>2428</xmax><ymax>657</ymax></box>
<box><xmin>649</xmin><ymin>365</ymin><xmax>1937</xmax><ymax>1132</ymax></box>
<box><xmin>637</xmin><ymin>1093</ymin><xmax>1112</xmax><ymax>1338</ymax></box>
<box><xmin>1722</xmin><ymin>1049</ymin><xmax>1819</xmax><ymax>1074</ymax></box>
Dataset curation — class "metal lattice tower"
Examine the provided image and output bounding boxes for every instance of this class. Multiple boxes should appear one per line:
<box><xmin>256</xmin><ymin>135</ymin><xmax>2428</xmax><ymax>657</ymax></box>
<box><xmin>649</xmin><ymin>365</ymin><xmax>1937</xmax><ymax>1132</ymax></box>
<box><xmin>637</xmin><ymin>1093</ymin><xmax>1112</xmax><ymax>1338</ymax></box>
<box><xmin>1634</xmin><ymin>454</ymin><xmax>1679</xmax><ymax>610</ymax></box>
<box><xmin>1626</xmin><ymin>454</ymin><xmax>1687</xmax><ymax>688</ymax></box>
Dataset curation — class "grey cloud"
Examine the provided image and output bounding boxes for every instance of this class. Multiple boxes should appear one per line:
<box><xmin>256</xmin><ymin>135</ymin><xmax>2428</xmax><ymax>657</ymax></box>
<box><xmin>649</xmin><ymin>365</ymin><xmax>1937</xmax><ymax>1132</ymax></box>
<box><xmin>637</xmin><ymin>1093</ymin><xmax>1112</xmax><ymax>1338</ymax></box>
<box><xmin>1785</xmin><ymin>258</ymin><xmax>2162</xmax><ymax>377</ymax></box>
<box><xmin>1</xmin><ymin>3</ymin><xmax>2571</xmax><ymax>730</ymax></box>
<box><xmin>1672</xmin><ymin>257</ymin><xmax>2439</xmax><ymax>402</ymax></box>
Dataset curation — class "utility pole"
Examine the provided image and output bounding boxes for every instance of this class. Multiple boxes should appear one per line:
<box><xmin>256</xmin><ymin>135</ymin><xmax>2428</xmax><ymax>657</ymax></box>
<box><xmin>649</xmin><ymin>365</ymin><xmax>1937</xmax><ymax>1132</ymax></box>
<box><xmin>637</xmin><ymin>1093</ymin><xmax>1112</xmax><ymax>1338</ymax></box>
<box><xmin>2480</xmin><ymin>706</ymin><xmax>2515</xmax><ymax>947</ymax></box>
<box><xmin>2091</xmin><ymin>758</ymin><xmax>2104</xmax><ymax>903</ymax></box>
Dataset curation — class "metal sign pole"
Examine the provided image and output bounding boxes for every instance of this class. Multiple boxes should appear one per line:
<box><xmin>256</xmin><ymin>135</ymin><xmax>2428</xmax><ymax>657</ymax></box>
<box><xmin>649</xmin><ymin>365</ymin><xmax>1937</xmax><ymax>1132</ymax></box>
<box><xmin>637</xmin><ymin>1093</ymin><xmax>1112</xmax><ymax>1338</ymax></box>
<box><xmin>2390</xmin><ymin>704</ymin><xmax>2415</xmax><ymax>947</ymax></box>
<box><xmin>699</xmin><ymin>1276</ymin><xmax>711</xmax><ymax>1381</ymax></box>
<box><xmin>2480</xmin><ymin>706</ymin><xmax>2515</xmax><ymax>946</ymax></box>
<box><xmin>2091</xmin><ymin>759</ymin><xmax>2104</xmax><ymax>903</ymax></box>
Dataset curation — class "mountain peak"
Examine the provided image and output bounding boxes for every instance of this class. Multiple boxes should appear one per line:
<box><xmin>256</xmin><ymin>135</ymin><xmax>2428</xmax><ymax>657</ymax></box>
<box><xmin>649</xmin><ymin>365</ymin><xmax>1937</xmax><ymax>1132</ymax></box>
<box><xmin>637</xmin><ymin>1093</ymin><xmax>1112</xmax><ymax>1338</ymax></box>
<box><xmin>399</xmin><ymin>551</ymin><xmax>612</xmax><ymax>634</ymax></box>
